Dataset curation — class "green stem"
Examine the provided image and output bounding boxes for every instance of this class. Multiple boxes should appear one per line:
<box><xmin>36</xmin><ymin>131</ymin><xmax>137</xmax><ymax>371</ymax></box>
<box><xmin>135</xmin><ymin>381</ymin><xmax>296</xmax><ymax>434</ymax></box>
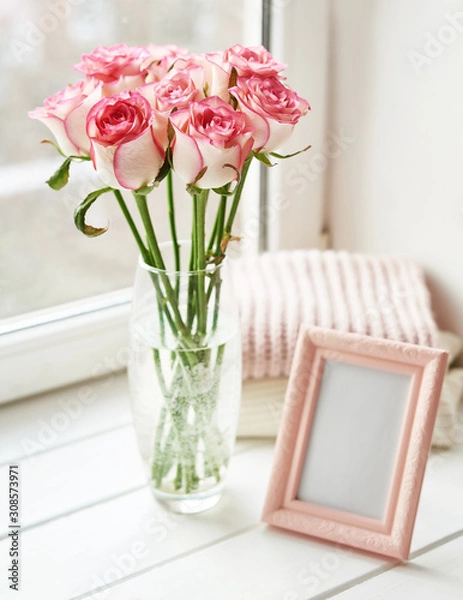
<box><xmin>134</xmin><ymin>192</ymin><xmax>194</xmax><ymax>348</ymax></box>
<box><xmin>207</xmin><ymin>213</ymin><xmax>219</xmax><ymax>256</ymax></box>
<box><xmin>151</xmin><ymin>404</ymin><xmax>168</xmax><ymax>486</ymax></box>
<box><xmin>212</xmin><ymin>274</ymin><xmax>222</xmax><ymax>333</ymax></box>
<box><xmin>133</xmin><ymin>192</ymin><xmax>166</xmax><ymax>269</ymax></box>
<box><xmin>153</xmin><ymin>356</ymin><xmax>194</xmax><ymax>490</ymax></box>
<box><xmin>215</xmin><ymin>194</ymin><xmax>227</xmax><ymax>258</ymax></box>
<box><xmin>208</xmin><ymin>192</ymin><xmax>226</xmax><ymax>335</ymax></box>
<box><xmin>153</xmin><ymin>341</ymin><xmax>230</xmax><ymax>493</ymax></box>
<box><xmin>223</xmin><ymin>156</ymin><xmax>252</xmax><ymax>252</ymax></box>
<box><xmin>113</xmin><ymin>189</ymin><xmax>150</xmax><ymax>264</ymax></box>
<box><xmin>194</xmin><ymin>190</ymin><xmax>208</xmax><ymax>336</ymax></box>
<box><xmin>187</xmin><ymin>215</ymin><xmax>197</xmax><ymax>330</ymax></box>
<box><xmin>113</xmin><ymin>189</ymin><xmax>169</xmax><ymax>342</ymax></box>
<box><xmin>167</xmin><ymin>171</ymin><xmax>181</xmax><ymax>298</ymax></box>
<box><xmin>206</xmin><ymin>186</ymin><xmax>228</xmax><ymax>256</ymax></box>
<box><xmin>166</xmin><ymin>172</ymin><xmax>180</xmax><ymax>268</ymax></box>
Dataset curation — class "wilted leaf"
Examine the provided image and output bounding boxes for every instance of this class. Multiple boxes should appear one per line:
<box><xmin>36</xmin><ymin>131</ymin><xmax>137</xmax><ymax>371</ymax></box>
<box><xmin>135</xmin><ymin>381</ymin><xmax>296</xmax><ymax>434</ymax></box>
<box><xmin>269</xmin><ymin>144</ymin><xmax>312</xmax><ymax>160</ymax></box>
<box><xmin>253</xmin><ymin>152</ymin><xmax>275</xmax><ymax>167</ymax></box>
<box><xmin>46</xmin><ymin>157</ymin><xmax>72</xmax><ymax>190</ymax></box>
<box><xmin>73</xmin><ymin>187</ymin><xmax>112</xmax><ymax>237</ymax></box>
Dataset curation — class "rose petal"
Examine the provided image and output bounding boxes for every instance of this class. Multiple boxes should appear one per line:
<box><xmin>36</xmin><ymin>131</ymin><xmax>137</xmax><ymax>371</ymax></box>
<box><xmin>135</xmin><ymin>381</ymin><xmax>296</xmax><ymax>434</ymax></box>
<box><xmin>33</xmin><ymin>115</ymin><xmax>80</xmax><ymax>156</ymax></box>
<box><xmin>90</xmin><ymin>143</ymin><xmax>119</xmax><ymax>188</ymax></box>
<box><xmin>101</xmin><ymin>74</ymin><xmax>147</xmax><ymax>96</ymax></box>
<box><xmin>170</xmin><ymin>123</ymin><xmax>204</xmax><ymax>185</ymax></box>
<box><xmin>64</xmin><ymin>87</ymin><xmax>102</xmax><ymax>154</ymax></box>
<box><xmin>262</xmin><ymin>120</ymin><xmax>295</xmax><ymax>153</ymax></box>
<box><xmin>113</xmin><ymin>128</ymin><xmax>165</xmax><ymax>190</ymax></box>
<box><xmin>229</xmin><ymin>92</ymin><xmax>270</xmax><ymax>151</ymax></box>
<box><xmin>194</xmin><ymin>135</ymin><xmax>252</xmax><ymax>189</ymax></box>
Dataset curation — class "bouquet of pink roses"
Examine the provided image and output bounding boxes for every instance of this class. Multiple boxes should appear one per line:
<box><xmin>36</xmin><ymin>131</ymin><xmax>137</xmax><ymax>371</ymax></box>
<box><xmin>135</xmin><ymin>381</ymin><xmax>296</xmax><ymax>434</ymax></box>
<box><xmin>29</xmin><ymin>43</ymin><xmax>310</xmax><ymax>504</ymax></box>
<box><xmin>29</xmin><ymin>43</ymin><xmax>309</xmax><ymax>248</ymax></box>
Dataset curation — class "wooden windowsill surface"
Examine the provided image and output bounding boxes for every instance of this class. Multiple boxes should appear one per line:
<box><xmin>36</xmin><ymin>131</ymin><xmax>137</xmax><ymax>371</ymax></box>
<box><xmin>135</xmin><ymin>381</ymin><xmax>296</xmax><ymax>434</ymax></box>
<box><xmin>0</xmin><ymin>372</ymin><xmax>462</xmax><ymax>599</ymax></box>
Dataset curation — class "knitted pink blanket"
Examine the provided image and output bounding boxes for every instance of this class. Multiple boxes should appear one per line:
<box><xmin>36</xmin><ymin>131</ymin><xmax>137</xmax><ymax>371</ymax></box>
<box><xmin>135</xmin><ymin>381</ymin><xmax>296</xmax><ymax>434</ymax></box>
<box><xmin>229</xmin><ymin>250</ymin><xmax>438</xmax><ymax>380</ymax></box>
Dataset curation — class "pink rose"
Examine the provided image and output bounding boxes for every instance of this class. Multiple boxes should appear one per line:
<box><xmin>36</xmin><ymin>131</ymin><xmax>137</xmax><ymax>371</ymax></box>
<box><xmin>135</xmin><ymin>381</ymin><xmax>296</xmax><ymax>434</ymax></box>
<box><xmin>223</xmin><ymin>44</ymin><xmax>286</xmax><ymax>78</ymax></box>
<box><xmin>86</xmin><ymin>91</ymin><xmax>166</xmax><ymax>190</ymax></box>
<box><xmin>139</xmin><ymin>70</ymin><xmax>202</xmax><ymax>114</ymax></box>
<box><xmin>28</xmin><ymin>78</ymin><xmax>102</xmax><ymax>156</ymax></box>
<box><xmin>139</xmin><ymin>70</ymin><xmax>203</xmax><ymax>149</ymax></box>
<box><xmin>169</xmin><ymin>53</ymin><xmax>230</xmax><ymax>101</ymax></box>
<box><xmin>143</xmin><ymin>44</ymin><xmax>189</xmax><ymax>83</ymax></box>
<box><xmin>74</xmin><ymin>44</ymin><xmax>150</xmax><ymax>94</ymax></box>
<box><xmin>230</xmin><ymin>75</ymin><xmax>310</xmax><ymax>152</ymax></box>
<box><xmin>170</xmin><ymin>96</ymin><xmax>254</xmax><ymax>189</ymax></box>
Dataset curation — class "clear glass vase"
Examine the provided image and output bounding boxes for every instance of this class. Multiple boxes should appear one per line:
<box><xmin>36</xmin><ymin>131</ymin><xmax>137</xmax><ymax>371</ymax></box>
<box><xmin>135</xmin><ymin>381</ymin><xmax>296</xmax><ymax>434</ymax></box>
<box><xmin>128</xmin><ymin>241</ymin><xmax>242</xmax><ymax>513</ymax></box>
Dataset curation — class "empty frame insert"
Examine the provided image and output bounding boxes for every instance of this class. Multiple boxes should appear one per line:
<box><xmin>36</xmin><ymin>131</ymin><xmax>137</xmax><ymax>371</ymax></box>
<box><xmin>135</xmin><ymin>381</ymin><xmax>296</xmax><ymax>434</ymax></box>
<box><xmin>262</xmin><ymin>326</ymin><xmax>448</xmax><ymax>559</ymax></box>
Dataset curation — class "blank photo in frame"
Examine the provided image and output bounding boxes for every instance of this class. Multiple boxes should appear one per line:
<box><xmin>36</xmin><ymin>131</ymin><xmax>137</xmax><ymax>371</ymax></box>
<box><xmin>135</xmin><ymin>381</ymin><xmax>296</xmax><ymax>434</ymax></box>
<box><xmin>262</xmin><ymin>326</ymin><xmax>448</xmax><ymax>559</ymax></box>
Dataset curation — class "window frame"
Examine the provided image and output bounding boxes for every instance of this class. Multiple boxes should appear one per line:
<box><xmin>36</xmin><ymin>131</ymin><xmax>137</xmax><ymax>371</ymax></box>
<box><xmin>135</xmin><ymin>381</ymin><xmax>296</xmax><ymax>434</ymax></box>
<box><xmin>0</xmin><ymin>290</ymin><xmax>131</xmax><ymax>403</ymax></box>
<box><xmin>264</xmin><ymin>0</ymin><xmax>330</xmax><ymax>253</ymax></box>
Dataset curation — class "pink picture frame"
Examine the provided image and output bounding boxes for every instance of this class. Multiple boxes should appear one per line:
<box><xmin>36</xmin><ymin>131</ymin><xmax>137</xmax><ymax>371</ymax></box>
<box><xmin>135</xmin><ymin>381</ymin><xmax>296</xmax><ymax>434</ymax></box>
<box><xmin>262</xmin><ymin>326</ymin><xmax>448</xmax><ymax>560</ymax></box>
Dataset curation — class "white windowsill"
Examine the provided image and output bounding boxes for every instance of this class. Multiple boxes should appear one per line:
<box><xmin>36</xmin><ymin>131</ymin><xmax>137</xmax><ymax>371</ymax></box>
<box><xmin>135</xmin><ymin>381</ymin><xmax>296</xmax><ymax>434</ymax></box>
<box><xmin>0</xmin><ymin>371</ymin><xmax>462</xmax><ymax>599</ymax></box>
<box><xmin>0</xmin><ymin>289</ymin><xmax>133</xmax><ymax>403</ymax></box>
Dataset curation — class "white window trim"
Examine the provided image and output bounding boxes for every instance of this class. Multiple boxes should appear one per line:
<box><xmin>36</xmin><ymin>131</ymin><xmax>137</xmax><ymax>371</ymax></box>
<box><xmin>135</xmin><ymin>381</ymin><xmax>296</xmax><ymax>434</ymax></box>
<box><xmin>266</xmin><ymin>0</ymin><xmax>330</xmax><ymax>252</ymax></box>
<box><xmin>1</xmin><ymin>0</ymin><xmax>330</xmax><ymax>404</ymax></box>
<box><xmin>0</xmin><ymin>290</ymin><xmax>131</xmax><ymax>403</ymax></box>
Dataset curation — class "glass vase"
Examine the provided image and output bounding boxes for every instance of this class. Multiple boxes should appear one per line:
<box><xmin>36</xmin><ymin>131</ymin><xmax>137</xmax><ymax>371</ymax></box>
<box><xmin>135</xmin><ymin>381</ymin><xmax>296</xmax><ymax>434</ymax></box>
<box><xmin>128</xmin><ymin>241</ymin><xmax>242</xmax><ymax>513</ymax></box>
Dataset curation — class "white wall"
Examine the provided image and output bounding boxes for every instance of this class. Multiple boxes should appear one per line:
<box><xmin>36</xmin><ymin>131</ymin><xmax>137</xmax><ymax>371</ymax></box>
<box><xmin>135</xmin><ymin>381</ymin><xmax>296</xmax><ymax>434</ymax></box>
<box><xmin>327</xmin><ymin>0</ymin><xmax>463</xmax><ymax>339</ymax></box>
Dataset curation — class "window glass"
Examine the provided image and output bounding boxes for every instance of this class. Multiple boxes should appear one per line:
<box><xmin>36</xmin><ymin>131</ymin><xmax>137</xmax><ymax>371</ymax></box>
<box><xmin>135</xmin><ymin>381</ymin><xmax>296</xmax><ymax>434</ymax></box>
<box><xmin>0</xmin><ymin>0</ymin><xmax>247</xmax><ymax>318</ymax></box>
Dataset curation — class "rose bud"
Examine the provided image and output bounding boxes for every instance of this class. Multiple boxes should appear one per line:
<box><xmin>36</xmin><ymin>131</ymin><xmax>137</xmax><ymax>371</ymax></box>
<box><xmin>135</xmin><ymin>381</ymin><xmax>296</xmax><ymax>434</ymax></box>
<box><xmin>28</xmin><ymin>78</ymin><xmax>102</xmax><ymax>156</ymax></box>
<box><xmin>170</xmin><ymin>96</ymin><xmax>254</xmax><ymax>189</ymax></box>
<box><xmin>74</xmin><ymin>43</ymin><xmax>150</xmax><ymax>95</ymax></box>
<box><xmin>86</xmin><ymin>91</ymin><xmax>166</xmax><ymax>190</ymax></box>
<box><xmin>223</xmin><ymin>44</ymin><xmax>286</xmax><ymax>78</ymax></box>
<box><xmin>230</xmin><ymin>75</ymin><xmax>310</xmax><ymax>152</ymax></box>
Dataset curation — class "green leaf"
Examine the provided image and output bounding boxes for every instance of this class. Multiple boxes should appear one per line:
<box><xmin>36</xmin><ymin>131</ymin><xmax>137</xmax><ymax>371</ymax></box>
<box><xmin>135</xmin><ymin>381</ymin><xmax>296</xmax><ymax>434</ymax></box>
<box><xmin>154</xmin><ymin>148</ymin><xmax>172</xmax><ymax>185</ymax></box>
<box><xmin>269</xmin><ymin>144</ymin><xmax>312</xmax><ymax>160</ymax></box>
<box><xmin>253</xmin><ymin>152</ymin><xmax>275</xmax><ymax>167</ymax></box>
<box><xmin>41</xmin><ymin>140</ymin><xmax>92</xmax><ymax>162</ymax></box>
<box><xmin>136</xmin><ymin>182</ymin><xmax>158</xmax><ymax>195</ymax></box>
<box><xmin>45</xmin><ymin>150</ymin><xmax>92</xmax><ymax>191</ymax></box>
<box><xmin>41</xmin><ymin>139</ymin><xmax>67</xmax><ymax>158</ymax></box>
<box><xmin>186</xmin><ymin>183</ymin><xmax>202</xmax><ymax>196</ymax></box>
<box><xmin>167</xmin><ymin>122</ymin><xmax>175</xmax><ymax>145</ymax></box>
<box><xmin>46</xmin><ymin>157</ymin><xmax>73</xmax><ymax>190</ymax></box>
<box><xmin>73</xmin><ymin>187</ymin><xmax>112</xmax><ymax>237</ymax></box>
<box><xmin>71</xmin><ymin>154</ymin><xmax>91</xmax><ymax>162</ymax></box>
<box><xmin>212</xmin><ymin>182</ymin><xmax>234</xmax><ymax>196</ymax></box>
<box><xmin>192</xmin><ymin>166</ymin><xmax>208</xmax><ymax>185</ymax></box>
